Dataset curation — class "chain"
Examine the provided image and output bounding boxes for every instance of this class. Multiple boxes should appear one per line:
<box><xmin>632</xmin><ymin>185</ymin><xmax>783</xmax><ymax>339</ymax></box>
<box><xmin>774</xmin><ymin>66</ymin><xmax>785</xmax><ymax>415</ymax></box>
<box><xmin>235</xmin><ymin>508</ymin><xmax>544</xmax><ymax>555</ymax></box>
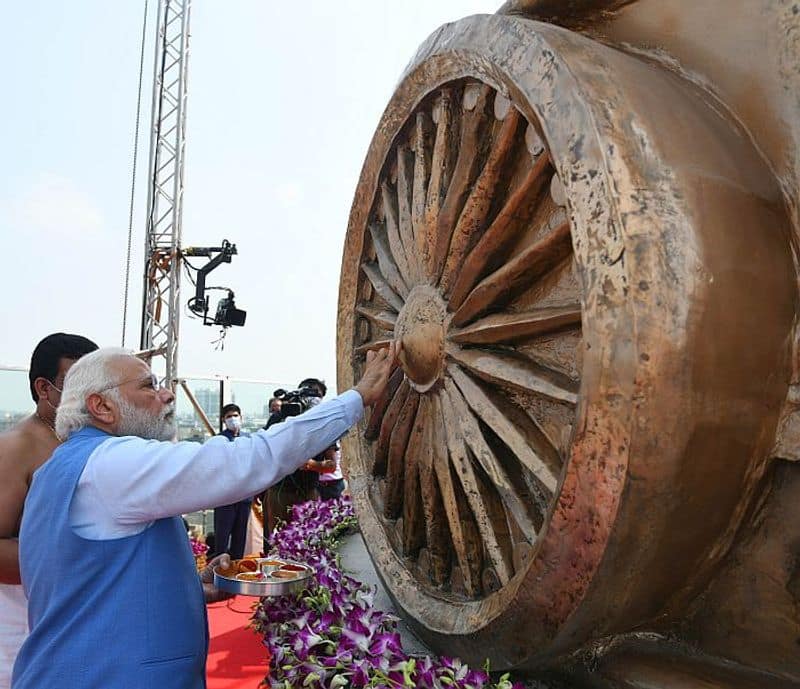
<box><xmin>35</xmin><ymin>412</ymin><xmax>61</xmax><ymax>442</ymax></box>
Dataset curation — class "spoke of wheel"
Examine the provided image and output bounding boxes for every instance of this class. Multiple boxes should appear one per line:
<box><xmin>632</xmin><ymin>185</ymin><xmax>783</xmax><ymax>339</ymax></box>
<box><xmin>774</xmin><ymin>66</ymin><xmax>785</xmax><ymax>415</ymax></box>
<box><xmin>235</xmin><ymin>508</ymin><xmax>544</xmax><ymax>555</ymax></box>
<box><xmin>384</xmin><ymin>392</ymin><xmax>420</xmax><ymax>519</ymax></box>
<box><xmin>452</xmin><ymin>220</ymin><xmax>572</xmax><ymax>327</ymax></box>
<box><xmin>430</xmin><ymin>394</ymin><xmax>479</xmax><ymax>595</ymax></box>
<box><xmin>447</xmin><ymin>344</ymin><xmax>579</xmax><ymax>405</ymax></box>
<box><xmin>397</xmin><ymin>145</ymin><xmax>421</xmax><ymax>283</ymax></box>
<box><xmin>412</xmin><ymin>112</ymin><xmax>431</xmax><ymax>274</ymax></box>
<box><xmin>356</xmin><ymin>304</ymin><xmax>397</xmax><ymax>332</ymax></box>
<box><xmin>354</xmin><ymin>338</ymin><xmax>394</xmax><ymax>356</ymax></box>
<box><xmin>402</xmin><ymin>397</ymin><xmax>428</xmax><ymax>556</ymax></box>
<box><xmin>369</xmin><ymin>222</ymin><xmax>409</xmax><ymax>298</ymax></box>
<box><xmin>449</xmin><ymin>303</ymin><xmax>581</xmax><ymax>345</ymax></box>
<box><xmin>440</xmin><ymin>386</ymin><xmax>512</xmax><ymax>586</ymax></box>
<box><xmin>449</xmin><ymin>364</ymin><xmax>559</xmax><ymax>493</ymax></box>
<box><xmin>418</xmin><ymin>396</ymin><xmax>452</xmax><ymax>585</ymax></box>
<box><xmin>431</xmin><ymin>83</ymin><xmax>492</xmax><ymax>283</ymax></box>
<box><xmin>361</xmin><ymin>262</ymin><xmax>404</xmax><ymax>312</ymax></box>
<box><xmin>439</xmin><ymin>108</ymin><xmax>522</xmax><ymax>296</ymax></box>
<box><xmin>373</xmin><ymin>379</ymin><xmax>410</xmax><ymax>475</ymax></box>
<box><xmin>382</xmin><ymin>181</ymin><xmax>413</xmax><ymax>284</ymax></box>
<box><xmin>422</xmin><ymin>89</ymin><xmax>454</xmax><ymax>279</ymax></box>
<box><xmin>365</xmin><ymin>366</ymin><xmax>404</xmax><ymax>441</ymax></box>
<box><xmin>448</xmin><ymin>151</ymin><xmax>552</xmax><ymax>310</ymax></box>
<box><xmin>445</xmin><ymin>378</ymin><xmax>538</xmax><ymax>544</ymax></box>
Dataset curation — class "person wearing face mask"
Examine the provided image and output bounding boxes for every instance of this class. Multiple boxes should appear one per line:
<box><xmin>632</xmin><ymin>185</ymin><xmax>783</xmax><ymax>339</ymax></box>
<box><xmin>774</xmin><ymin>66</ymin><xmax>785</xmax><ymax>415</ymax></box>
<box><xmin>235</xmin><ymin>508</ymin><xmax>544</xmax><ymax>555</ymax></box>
<box><xmin>0</xmin><ymin>333</ymin><xmax>97</xmax><ymax>689</ymax></box>
<box><xmin>209</xmin><ymin>404</ymin><xmax>253</xmax><ymax>559</ymax></box>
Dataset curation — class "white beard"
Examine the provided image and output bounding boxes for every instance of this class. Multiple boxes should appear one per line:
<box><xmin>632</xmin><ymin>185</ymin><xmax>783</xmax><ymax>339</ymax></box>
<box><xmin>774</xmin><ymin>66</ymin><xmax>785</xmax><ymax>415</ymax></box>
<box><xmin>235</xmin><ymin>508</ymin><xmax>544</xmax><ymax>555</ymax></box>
<box><xmin>115</xmin><ymin>397</ymin><xmax>177</xmax><ymax>441</ymax></box>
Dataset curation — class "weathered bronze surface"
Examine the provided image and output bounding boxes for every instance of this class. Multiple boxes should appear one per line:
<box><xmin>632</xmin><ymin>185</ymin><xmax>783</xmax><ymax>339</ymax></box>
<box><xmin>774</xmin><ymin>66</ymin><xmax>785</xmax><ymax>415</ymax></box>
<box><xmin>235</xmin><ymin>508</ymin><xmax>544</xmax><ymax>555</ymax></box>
<box><xmin>337</xmin><ymin>2</ymin><xmax>800</xmax><ymax>686</ymax></box>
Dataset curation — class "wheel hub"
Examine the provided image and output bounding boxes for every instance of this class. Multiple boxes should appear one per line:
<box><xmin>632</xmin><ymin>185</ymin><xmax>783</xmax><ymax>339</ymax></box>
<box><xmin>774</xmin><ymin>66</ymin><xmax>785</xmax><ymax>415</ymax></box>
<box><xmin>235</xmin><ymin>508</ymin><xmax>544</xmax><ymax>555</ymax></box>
<box><xmin>394</xmin><ymin>285</ymin><xmax>448</xmax><ymax>392</ymax></box>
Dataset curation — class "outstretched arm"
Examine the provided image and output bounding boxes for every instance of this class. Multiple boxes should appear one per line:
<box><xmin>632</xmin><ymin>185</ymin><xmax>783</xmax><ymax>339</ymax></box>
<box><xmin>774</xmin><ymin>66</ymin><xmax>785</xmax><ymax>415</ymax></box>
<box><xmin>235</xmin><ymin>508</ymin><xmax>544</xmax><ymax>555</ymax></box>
<box><xmin>78</xmin><ymin>341</ymin><xmax>400</xmax><ymax>529</ymax></box>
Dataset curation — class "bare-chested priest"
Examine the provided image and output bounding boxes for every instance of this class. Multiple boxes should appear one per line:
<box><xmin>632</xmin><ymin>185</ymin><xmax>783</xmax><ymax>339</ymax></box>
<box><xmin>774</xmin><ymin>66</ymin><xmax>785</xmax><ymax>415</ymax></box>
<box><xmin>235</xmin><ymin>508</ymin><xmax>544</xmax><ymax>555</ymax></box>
<box><xmin>0</xmin><ymin>333</ymin><xmax>97</xmax><ymax>689</ymax></box>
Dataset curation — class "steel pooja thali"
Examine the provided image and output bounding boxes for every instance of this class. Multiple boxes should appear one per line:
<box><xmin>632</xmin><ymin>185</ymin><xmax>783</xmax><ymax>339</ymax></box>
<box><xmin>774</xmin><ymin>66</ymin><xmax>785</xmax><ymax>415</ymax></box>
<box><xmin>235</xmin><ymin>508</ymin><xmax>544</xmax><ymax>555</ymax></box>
<box><xmin>213</xmin><ymin>556</ymin><xmax>313</xmax><ymax>597</ymax></box>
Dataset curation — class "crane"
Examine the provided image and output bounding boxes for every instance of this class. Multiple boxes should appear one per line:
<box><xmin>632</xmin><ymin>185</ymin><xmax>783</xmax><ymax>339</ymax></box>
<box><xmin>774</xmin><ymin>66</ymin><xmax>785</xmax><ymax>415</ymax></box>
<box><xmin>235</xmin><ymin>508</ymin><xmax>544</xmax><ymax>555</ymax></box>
<box><xmin>135</xmin><ymin>0</ymin><xmax>244</xmax><ymax>388</ymax></box>
<box><xmin>138</xmin><ymin>0</ymin><xmax>191</xmax><ymax>386</ymax></box>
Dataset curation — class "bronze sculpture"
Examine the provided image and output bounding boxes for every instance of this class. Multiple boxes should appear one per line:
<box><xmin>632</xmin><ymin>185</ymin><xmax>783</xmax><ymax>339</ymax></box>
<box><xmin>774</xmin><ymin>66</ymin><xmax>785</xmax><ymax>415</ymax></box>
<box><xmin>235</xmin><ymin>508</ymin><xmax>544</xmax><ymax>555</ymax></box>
<box><xmin>337</xmin><ymin>2</ymin><xmax>800</xmax><ymax>686</ymax></box>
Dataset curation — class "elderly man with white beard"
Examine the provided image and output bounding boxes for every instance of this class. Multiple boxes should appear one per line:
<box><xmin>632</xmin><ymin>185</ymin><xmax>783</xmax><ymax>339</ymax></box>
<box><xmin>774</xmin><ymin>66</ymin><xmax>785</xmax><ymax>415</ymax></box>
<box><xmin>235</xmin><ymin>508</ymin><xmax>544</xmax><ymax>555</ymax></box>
<box><xmin>12</xmin><ymin>345</ymin><xmax>397</xmax><ymax>689</ymax></box>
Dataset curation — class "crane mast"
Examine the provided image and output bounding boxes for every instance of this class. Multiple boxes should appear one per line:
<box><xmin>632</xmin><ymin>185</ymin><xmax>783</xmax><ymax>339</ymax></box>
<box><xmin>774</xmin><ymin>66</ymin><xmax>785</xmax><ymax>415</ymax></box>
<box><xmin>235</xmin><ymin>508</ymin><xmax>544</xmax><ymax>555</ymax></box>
<box><xmin>139</xmin><ymin>0</ymin><xmax>192</xmax><ymax>386</ymax></box>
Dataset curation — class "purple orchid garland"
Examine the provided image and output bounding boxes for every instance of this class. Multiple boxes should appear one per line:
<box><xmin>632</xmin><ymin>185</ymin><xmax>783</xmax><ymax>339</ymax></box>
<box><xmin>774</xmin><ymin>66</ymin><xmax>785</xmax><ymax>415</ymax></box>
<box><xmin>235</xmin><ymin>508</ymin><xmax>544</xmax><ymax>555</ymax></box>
<box><xmin>190</xmin><ymin>537</ymin><xmax>209</xmax><ymax>557</ymax></box>
<box><xmin>252</xmin><ymin>496</ymin><xmax>525</xmax><ymax>689</ymax></box>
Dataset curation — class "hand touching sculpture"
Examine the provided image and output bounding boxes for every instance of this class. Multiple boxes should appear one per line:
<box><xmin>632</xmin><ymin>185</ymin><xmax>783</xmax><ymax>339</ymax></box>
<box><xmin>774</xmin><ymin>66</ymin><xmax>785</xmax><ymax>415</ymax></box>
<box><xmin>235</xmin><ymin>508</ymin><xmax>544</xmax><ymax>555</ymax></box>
<box><xmin>354</xmin><ymin>341</ymin><xmax>399</xmax><ymax>407</ymax></box>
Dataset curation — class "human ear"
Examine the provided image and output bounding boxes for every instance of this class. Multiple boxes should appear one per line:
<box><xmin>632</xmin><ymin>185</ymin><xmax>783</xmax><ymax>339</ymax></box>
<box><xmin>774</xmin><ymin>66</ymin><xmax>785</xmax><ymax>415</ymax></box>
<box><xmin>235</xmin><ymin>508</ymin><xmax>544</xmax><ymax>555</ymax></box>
<box><xmin>85</xmin><ymin>393</ymin><xmax>116</xmax><ymax>426</ymax></box>
<box><xmin>32</xmin><ymin>377</ymin><xmax>51</xmax><ymax>402</ymax></box>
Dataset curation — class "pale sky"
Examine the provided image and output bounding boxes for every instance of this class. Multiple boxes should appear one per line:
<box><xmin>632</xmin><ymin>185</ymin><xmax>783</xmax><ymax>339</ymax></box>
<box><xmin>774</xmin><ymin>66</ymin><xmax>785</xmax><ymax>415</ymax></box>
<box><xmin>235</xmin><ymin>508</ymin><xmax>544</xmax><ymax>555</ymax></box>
<box><xmin>0</xmin><ymin>1</ymin><xmax>499</xmax><ymax>400</ymax></box>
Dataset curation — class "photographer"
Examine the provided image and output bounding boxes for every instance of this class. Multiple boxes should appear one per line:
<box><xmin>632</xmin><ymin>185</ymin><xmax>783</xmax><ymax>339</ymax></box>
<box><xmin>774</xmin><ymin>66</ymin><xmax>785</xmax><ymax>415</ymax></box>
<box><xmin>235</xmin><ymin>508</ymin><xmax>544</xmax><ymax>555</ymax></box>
<box><xmin>298</xmin><ymin>377</ymin><xmax>326</xmax><ymax>400</ymax></box>
<box><xmin>261</xmin><ymin>377</ymin><xmax>327</xmax><ymax>543</ymax></box>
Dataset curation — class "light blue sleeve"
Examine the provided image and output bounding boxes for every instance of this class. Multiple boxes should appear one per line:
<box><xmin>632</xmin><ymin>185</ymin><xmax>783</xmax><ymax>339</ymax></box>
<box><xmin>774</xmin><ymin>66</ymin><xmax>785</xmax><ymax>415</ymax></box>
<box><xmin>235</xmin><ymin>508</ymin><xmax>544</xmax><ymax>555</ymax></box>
<box><xmin>78</xmin><ymin>389</ymin><xmax>364</xmax><ymax>528</ymax></box>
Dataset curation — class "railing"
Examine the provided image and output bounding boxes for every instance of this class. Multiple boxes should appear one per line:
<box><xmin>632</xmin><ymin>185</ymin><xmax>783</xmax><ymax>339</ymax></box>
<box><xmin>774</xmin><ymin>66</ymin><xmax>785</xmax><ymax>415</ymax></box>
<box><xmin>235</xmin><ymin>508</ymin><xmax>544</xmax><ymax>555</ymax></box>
<box><xmin>0</xmin><ymin>365</ymin><xmax>291</xmax><ymax>438</ymax></box>
<box><xmin>0</xmin><ymin>367</ymin><xmax>34</xmax><ymax>434</ymax></box>
<box><xmin>171</xmin><ymin>372</ymin><xmax>293</xmax><ymax>440</ymax></box>
<box><xmin>0</xmin><ymin>365</ymin><xmax>293</xmax><ymax>537</ymax></box>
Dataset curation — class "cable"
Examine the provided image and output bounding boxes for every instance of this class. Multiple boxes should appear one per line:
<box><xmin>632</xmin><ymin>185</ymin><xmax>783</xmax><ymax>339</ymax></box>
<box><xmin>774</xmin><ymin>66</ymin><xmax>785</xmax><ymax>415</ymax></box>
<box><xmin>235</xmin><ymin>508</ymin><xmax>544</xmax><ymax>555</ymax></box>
<box><xmin>224</xmin><ymin>598</ymin><xmax>255</xmax><ymax>614</ymax></box>
<box><xmin>140</xmin><ymin>0</ymin><xmax>171</xmax><ymax>347</ymax></box>
<box><xmin>181</xmin><ymin>255</ymin><xmax>203</xmax><ymax>273</ymax></box>
<box><xmin>186</xmin><ymin>296</ymin><xmax>204</xmax><ymax>319</ymax></box>
<box><xmin>182</xmin><ymin>262</ymin><xmax>197</xmax><ymax>287</ymax></box>
<box><xmin>211</xmin><ymin>328</ymin><xmax>228</xmax><ymax>351</ymax></box>
<box><xmin>121</xmin><ymin>0</ymin><xmax>150</xmax><ymax>346</ymax></box>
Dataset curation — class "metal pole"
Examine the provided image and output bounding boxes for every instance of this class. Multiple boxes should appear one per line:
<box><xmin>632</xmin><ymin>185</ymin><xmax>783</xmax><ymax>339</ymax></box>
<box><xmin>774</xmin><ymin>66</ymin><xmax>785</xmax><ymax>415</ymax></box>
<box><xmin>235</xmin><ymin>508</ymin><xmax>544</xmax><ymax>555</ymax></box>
<box><xmin>177</xmin><ymin>379</ymin><xmax>215</xmax><ymax>437</ymax></box>
<box><xmin>139</xmin><ymin>0</ymin><xmax>192</xmax><ymax>389</ymax></box>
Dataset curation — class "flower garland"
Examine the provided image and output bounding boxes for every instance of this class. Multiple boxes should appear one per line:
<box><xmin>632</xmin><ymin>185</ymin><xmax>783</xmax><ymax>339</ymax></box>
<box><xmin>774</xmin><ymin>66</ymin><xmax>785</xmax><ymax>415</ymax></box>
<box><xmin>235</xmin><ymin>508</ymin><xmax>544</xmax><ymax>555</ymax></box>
<box><xmin>252</xmin><ymin>496</ymin><xmax>524</xmax><ymax>689</ymax></box>
<box><xmin>190</xmin><ymin>536</ymin><xmax>209</xmax><ymax>558</ymax></box>
<box><xmin>190</xmin><ymin>534</ymin><xmax>209</xmax><ymax>571</ymax></box>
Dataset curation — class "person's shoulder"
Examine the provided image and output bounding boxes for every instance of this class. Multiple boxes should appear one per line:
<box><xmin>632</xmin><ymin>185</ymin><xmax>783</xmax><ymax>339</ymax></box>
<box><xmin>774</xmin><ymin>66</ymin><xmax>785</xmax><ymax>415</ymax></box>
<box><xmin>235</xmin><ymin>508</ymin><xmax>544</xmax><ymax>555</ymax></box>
<box><xmin>0</xmin><ymin>417</ymin><xmax>56</xmax><ymax>474</ymax></box>
<box><xmin>99</xmin><ymin>434</ymin><xmax>199</xmax><ymax>449</ymax></box>
<box><xmin>87</xmin><ymin>434</ymin><xmax>205</xmax><ymax>466</ymax></box>
<box><xmin>0</xmin><ymin>426</ymin><xmax>29</xmax><ymax>458</ymax></box>
<box><xmin>88</xmin><ymin>434</ymin><xmax>164</xmax><ymax>458</ymax></box>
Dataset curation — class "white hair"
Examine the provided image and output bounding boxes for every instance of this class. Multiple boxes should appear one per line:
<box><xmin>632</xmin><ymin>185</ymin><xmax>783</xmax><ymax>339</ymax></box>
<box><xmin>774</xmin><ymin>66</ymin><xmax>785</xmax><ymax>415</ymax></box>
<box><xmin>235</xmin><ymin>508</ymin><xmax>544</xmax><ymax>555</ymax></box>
<box><xmin>55</xmin><ymin>347</ymin><xmax>134</xmax><ymax>439</ymax></box>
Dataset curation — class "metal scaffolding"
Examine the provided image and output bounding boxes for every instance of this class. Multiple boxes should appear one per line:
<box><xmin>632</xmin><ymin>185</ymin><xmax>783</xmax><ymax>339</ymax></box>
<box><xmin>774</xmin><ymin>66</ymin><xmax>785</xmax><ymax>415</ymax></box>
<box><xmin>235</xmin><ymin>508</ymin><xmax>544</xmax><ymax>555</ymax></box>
<box><xmin>139</xmin><ymin>0</ymin><xmax>192</xmax><ymax>387</ymax></box>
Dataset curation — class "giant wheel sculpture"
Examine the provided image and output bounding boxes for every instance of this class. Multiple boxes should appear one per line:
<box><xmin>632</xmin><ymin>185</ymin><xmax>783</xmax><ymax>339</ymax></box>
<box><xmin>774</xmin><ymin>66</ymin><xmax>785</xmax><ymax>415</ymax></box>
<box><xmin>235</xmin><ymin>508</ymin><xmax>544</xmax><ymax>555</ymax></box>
<box><xmin>337</xmin><ymin>12</ymin><xmax>797</xmax><ymax>672</ymax></box>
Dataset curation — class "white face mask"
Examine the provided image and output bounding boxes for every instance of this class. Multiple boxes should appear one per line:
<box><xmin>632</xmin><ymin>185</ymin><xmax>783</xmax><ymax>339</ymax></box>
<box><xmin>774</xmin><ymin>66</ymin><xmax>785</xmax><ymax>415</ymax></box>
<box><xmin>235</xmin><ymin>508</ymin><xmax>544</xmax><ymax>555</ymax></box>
<box><xmin>224</xmin><ymin>415</ymin><xmax>242</xmax><ymax>432</ymax></box>
<box><xmin>44</xmin><ymin>380</ymin><xmax>63</xmax><ymax>412</ymax></box>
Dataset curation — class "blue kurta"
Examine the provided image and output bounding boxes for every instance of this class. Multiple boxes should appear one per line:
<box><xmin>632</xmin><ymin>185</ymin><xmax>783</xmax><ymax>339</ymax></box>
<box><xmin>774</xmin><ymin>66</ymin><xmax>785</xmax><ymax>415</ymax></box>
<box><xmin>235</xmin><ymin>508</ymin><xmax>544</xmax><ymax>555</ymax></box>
<box><xmin>13</xmin><ymin>426</ymin><xmax>208</xmax><ymax>689</ymax></box>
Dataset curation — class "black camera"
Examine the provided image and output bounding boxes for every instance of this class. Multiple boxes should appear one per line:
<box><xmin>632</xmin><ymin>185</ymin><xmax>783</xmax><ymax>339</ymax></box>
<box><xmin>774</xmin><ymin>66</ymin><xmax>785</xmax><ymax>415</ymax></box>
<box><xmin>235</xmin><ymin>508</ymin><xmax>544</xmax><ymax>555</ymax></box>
<box><xmin>184</xmin><ymin>241</ymin><xmax>247</xmax><ymax>330</ymax></box>
<box><xmin>214</xmin><ymin>291</ymin><xmax>246</xmax><ymax>328</ymax></box>
<box><xmin>269</xmin><ymin>386</ymin><xmax>321</xmax><ymax>423</ymax></box>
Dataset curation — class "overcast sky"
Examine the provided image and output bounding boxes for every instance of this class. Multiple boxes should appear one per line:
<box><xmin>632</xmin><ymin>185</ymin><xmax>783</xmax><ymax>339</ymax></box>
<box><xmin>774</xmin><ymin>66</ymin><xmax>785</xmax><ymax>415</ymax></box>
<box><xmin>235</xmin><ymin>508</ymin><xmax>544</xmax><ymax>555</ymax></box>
<box><xmin>0</xmin><ymin>1</ymin><xmax>498</xmax><ymax>400</ymax></box>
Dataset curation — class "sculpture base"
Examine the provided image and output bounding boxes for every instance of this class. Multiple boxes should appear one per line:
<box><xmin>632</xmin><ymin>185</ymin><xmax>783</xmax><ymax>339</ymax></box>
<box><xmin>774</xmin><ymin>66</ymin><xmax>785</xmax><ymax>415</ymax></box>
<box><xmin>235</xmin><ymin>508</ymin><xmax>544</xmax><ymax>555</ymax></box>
<box><xmin>544</xmin><ymin>640</ymin><xmax>800</xmax><ymax>689</ymax></box>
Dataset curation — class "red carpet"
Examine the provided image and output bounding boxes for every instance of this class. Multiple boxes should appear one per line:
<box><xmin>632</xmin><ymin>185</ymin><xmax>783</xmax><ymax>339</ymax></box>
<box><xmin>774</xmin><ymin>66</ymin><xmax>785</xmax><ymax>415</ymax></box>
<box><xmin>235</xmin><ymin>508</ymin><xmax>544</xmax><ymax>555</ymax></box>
<box><xmin>206</xmin><ymin>596</ymin><xmax>270</xmax><ymax>689</ymax></box>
